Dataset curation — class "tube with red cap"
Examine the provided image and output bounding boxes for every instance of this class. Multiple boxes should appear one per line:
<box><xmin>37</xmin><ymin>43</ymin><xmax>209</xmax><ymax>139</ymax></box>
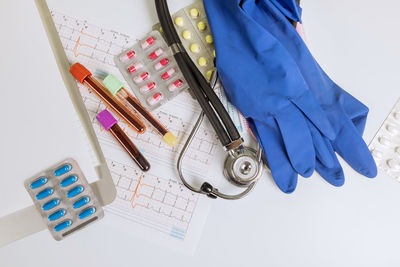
<box><xmin>69</xmin><ymin>63</ymin><xmax>146</xmax><ymax>134</ymax></box>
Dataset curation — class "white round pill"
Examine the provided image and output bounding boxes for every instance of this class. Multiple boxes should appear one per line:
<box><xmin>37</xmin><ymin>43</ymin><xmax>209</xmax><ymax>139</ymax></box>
<box><xmin>379</xmin><ymin>136</ymin><xmax>391</xmax><ymax>146</ymax></box>
<box><xmin>386</xmin><ymin>124</ymin><xmax>399</xmax><ymax>135</ymax></box>
<box><xmin>387</xmin><ymin>159</ymin><xmax>400</xmax><ymax>170</ymax></box>
<box><xmin>394</xmin><ymin>112</ymin><xmax>400</xmax><ymax>121</ymax></box>
<box><xmin>371</xmin><ymin>149</ymin><xmax>384</xmax><ymax>159</ymax></box>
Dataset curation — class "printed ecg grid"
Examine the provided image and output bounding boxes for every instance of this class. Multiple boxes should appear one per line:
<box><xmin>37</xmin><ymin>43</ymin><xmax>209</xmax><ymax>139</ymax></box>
<box><xmin>51</xmin><ymin>10</ymin><xmax>218</xmax><ymax>242</ymax></box>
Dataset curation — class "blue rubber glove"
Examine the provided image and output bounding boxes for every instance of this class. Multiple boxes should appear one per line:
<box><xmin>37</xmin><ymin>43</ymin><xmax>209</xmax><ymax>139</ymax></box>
<box><xmin>240</xmin><ymin>0</ymin><xmax>377</xmax><ymax>185</ymax></box>
<box><xmin>203</xmin><ymin>0</ymin><xmax>337</xmax><ymax>193</ymax></box>
<box><xmin>269</xmin><ymin>0</ymin><xmax>302</xmax><ymax>23</ymax></box>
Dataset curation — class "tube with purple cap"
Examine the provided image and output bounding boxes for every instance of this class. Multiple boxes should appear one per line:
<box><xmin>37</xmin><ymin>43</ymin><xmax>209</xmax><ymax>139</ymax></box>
<box><xmin>96</xmin><ymin>109</ymin><xmax>150</xmax><ymax>172</ymax></box>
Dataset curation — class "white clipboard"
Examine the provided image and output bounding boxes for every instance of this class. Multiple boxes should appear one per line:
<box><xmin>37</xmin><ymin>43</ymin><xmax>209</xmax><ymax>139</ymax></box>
<box><xmin>0</xmin><ymin>0</ymin><xmax>116</xmax><ymax>246</ymax></box>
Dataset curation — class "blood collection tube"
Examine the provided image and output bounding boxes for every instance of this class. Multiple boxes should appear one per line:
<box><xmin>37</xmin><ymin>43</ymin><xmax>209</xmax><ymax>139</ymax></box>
<box><xmin>134</xmin><ymin>72</ymin><xmax>149</xmax><ymax>84</ymax></box>
<box><xmin>120</xmin><ymin>50</ymin><xmax>135</xmax><ymax>62</ymax></box>
<box><xmin>127</xmin><ymin>62</ymin><xmax>143</xmax><ymax>73</ymax></box>
<box><xmin>168</xmin><ymin>79</ymin><xmax>184</xmax><ymax>92</ymax></box>
<box><xmin>161</xmin><ymin>68</ymin><xmax>176</xmax><ymax>80</ymax></box>
<box><xmin>96</xmin><ymin>110</ymin><xmax>150</xmax><ymax>171</ymax></box>
<box><xmin>141</xmin><ymin>36</ymin><xmax>155</xmax><ymax>49</ymax></box>
<box><xmin>103</xmin><ymin>74</ymin><xmax>178</xmax><ymax>147</ymax></box>
<box><xmin>69</xmin><ymin>63</ymin><xmax>145</xmax><ymax>133</ymax></box>
<box><xmin>154</xmin><ymin>58</ymin><xmax>169</xmax><ymax>70</ymax></box>
<box><xmin>149</xmin><ymin>48</ymin><xmax>164</xmax><ymax>60</ymax></box>
<box><xmin>140</xmin><ymin>82</ymin><xmax>156</xmax><ymax>94</ymax></box>
<box><xmin>147</xmin><ymin>92</ymin><xmax>163</xmax><ymax>106</ymax></box>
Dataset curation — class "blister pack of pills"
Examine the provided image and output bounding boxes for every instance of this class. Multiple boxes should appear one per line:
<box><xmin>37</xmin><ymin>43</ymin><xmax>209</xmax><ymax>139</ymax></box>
<box><xmin>115</xmin><ymin>30</ymin><xmax>189</xmax><ymax>111</ymax></box>
<box><xmin>24</xmin><ymin>158</ymin><xmax>104</xmax><ymax>241</ymax></box>
<box><xmin>369</xmin><ymin>99</ymin><xmax>400</xmax><ymax>181</ymax></box>
<box><xmin>155</xmin><ymin>1</ymin><xmax>216</xmax><ymax>81</ymax></box>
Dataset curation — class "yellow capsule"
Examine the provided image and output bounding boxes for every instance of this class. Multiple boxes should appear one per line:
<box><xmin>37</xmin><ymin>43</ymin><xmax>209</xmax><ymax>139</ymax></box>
<box><xmin>206</xmin><ymin>70</ymin><xmax>213</xmax><ymax>81</ymax></box>
<box><xmin>197</xmin><ymin>21</ymin><xmax>207</xmax><ymax>31</ymax></box>
<box><xmin>205</xmin><ymin>34</ymin><xmax>213</xmax><ymax>44</ymax></box>
<box><xmin>159</xmin><ymin>26</ymin><xmax>163</xmax><ymax>33</ymax></box>
<box><xmin>213</xmin><ymin>49</ymin><xmax>216</xmax><ymax>58</ymax></box>
<box><xmin>198</xmin><ymin>57</ymin><xmax>207</xmax><ymax>67</ymax></box>
<box><xmin>190</xmin><ymin>43</ymin><xmax>200</xmax><ymax>53</ymax></box>
<box><xmin>182</xmin><ymin>30</ymin><xmax>192</xmax><ymax>40</ymax></box>
<box><xmin>175</xmin><ymin>17</ymin><xmax>184</xmax><ymax>27</ymax></box>
<box><xmin>190</xmin><ymin>8</ymin><xmax>199</xmax><ymax>18</ymax></box>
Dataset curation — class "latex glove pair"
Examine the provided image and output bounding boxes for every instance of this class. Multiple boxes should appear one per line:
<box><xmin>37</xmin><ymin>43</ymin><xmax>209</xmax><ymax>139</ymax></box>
<box><xmin>203</xmin><ymin>0</ymin><xmax>377</xmax><ymax>193</ymax></box>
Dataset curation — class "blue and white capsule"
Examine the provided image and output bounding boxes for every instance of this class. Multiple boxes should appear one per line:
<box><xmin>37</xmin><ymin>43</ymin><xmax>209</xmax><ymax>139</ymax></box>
<box><xmin>30</xmin><ymin>177</ymin><xmax>48</xmax><ymax>189</ymax></box>
<box><xmin>67</xmin><ymin>186</ymin><xmax>84</xmax><ymax>198</ymax></box>
<box><xmin>36</xmin><ymin>188</ymin><xmax>54</xmax><ymax>200</ymax></box>
<box><xmin>54</xmin><ymin>164</ymin><xmax>71</xmax><ymax>176</ymax></box>
<box><xmin>42</xmin><ymin>198</ymin><xmax>60</xmax><ymax>211</ymax></box>
<box><xmin>60</xmin><ymin>175</ymin><xmax>78</xmax><ymax>187</ymax></box>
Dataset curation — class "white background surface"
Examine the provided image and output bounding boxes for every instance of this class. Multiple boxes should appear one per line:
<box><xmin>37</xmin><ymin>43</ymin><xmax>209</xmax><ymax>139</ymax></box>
<box><xmin>1</xmin><ymin>0</ymin><xmax>400</xmax><ymax>266</ymax></box>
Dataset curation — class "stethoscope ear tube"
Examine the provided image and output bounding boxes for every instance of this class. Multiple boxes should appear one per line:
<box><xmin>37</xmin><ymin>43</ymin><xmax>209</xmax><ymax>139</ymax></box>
<box><xmin>155</xmin><ymin>0</ymin><xmax>242</xmax><ymax>148</ymax></box>
<box><xmin>156</xmin><ymin>0</ymin><xmax>265</xmax><ymax>200</ymax></box>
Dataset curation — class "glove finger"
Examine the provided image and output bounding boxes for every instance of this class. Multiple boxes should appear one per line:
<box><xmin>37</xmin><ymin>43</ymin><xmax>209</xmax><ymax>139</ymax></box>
<box><xmin>291</xmin><ymin>90</ymin><xmax>335</xmax><ymax>140</ymax></box>
<box><xmin>333</xmin><ymin>119</ymin><xmax>377</xmax><ymax>178</ymax></box>
<box><xmin>337</xmin><ymin>89</ymin><xmax>369</xmax><ymax>134</ymax></box>
<box><xmin>315</xmin><ymin>146</ymin><xmax>345</xmax><ymax>187</ymax></box>
<box><xmin>249</xmin><ymin>118</ymin><xmax>298</xmax><ymax>193</ymax></box>
<box><xmin>275</xmin><ymin>103</ymin><xmax>315</xmax><ymax>177</ymax></box>
<box><xmin>306</xmin><ymin>120</ymin><xmax>335</xmax><ymax>168</ymax></box>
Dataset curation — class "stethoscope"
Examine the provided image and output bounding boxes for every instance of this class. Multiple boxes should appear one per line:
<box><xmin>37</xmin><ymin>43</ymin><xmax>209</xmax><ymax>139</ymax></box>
<box><xmin>155</xmin><ymin>0</ymin><xmax>265</xmax><ymax>200</ymax></box>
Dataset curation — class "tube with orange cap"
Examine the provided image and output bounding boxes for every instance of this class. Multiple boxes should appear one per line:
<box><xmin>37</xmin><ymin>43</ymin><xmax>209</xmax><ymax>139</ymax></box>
<box><xmin>69</xmin><ymin>63</ymin><xmax>146</xmax><ymax>134</ymax></box>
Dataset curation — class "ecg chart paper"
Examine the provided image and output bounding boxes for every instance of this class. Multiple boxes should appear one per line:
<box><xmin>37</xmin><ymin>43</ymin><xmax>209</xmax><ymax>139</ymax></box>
<box><xmin>49</xmin><ymin>10</ymin><xmax>248</xmax><ymax>253</ymax></box>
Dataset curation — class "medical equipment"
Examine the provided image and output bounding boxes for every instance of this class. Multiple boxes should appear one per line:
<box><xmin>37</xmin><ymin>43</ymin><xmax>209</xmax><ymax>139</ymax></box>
<box><xmin>369</xmin><ymin>99</ymin><xmax>400</xmax><ymax>180</ymax></box>
<box><xmin>70</xmin><ymin>63</ymin><xmax>146</xmax><ymax>134</ymax></box>
<box><xmin>102</xmin><ymin>74</ymin><xmax>178</xmax><ymax>147</ymax></box>
<box><xmin>24</xmin><ymin>158</ymin><xmax>104</xmax><ymax>241</ymax></box>
<box><xmin>155</xmin><ymin>0</ymin><xmax>264</xmax><ymax>200</ymax></box>
<box><xmin>96</xmin><ymin>110</ymin><xmax>151</xmax><ymax>172</ymax></box>
<box><xmin>242</xmin><ymin>0</ymin><xmax>377</xmax><ymax>186</ymax></box>
<box><xmin>115</xmin><ymin>31</ymin><xmax>189</xmax><ymax>111</ymax></box>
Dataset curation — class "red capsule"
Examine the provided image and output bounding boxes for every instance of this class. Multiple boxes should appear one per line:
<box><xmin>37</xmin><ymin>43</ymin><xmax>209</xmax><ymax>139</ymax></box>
<box><xmin>147</xmin><ymin>92</ymin><xmax>163</xmax><ymax>106</ymax></box>
<box><xmin>142</xmin><ymin>36</ymin><xmax>156</xmax><ymax>49</ymax></box>
<box><xmin>154</xmin><ymin>58</ymin><xmax>169</xmax><ymax>70</ymax></box>
<box><xmin>134</xmin><ymin>72</ymin><xmax>149</xmax><ymax>84</ymax></box>
<box><xmin>168</xmin><ymin>79</ymin><xmax>184</xmax><ymax>92</ymax></box>
<box><xmin>120</xmin><ymin>50</ymin><xmax>135</xmax><ymax>62</ymax></box>
<box><xmin>161</xmin><ymin>68</ymin><xmax>176</xmax><ymax>80</ymax></box>
<box><xmin>140</xmin><ymin>82</ymin><xmax>156</xmax><ymax>94</ymax></box>
<box><xmin>149</xmin><ymin>48</ymin><xmax>164</xmax><ymax>60</ymax></box>
<box><xmin>127</xmin><ymin>62</ymin><xmax>144</xmax><ymax>73</ymax></box>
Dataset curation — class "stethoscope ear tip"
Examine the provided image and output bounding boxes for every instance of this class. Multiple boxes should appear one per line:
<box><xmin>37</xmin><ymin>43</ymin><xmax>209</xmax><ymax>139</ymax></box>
<box><xmin>201</xmin><ymin>182</ymin><xmax>218</xmax><ymax>199</ymax></box>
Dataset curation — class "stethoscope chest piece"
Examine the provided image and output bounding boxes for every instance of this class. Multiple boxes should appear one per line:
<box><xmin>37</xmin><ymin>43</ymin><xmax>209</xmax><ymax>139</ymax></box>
<box><xmin>224</xmin><ymin>146</ymin><xmax>263</xmax><ymax>187</ymax></box>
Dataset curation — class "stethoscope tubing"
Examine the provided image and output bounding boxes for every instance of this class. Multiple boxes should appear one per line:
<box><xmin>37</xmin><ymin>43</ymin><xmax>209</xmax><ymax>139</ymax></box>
<box><xmin>155</xmin><ymin>0</ymin><xmax>241</xmax><ymax>148</ymax></box>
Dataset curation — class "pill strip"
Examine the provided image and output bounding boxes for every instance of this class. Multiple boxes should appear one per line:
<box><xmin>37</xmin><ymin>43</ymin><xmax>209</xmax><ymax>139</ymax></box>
<box><xmin>369</xmin><ymin>98</ymin><xmax>400</xmax><ymax>181</ymax></box>
<box><xmin>115</xmin><ymin>30</ymin><xmax>189</xmax><ymax>111</ymax></box>
<box><xmin>24</xmin><ymin>158</ymin><xmax>104</xmax><ymax>241</ymax></box>
<box><xmin>154</xmin><ymin>1</ymin><xmax>216</xmax><ymax>81</ymax></box>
